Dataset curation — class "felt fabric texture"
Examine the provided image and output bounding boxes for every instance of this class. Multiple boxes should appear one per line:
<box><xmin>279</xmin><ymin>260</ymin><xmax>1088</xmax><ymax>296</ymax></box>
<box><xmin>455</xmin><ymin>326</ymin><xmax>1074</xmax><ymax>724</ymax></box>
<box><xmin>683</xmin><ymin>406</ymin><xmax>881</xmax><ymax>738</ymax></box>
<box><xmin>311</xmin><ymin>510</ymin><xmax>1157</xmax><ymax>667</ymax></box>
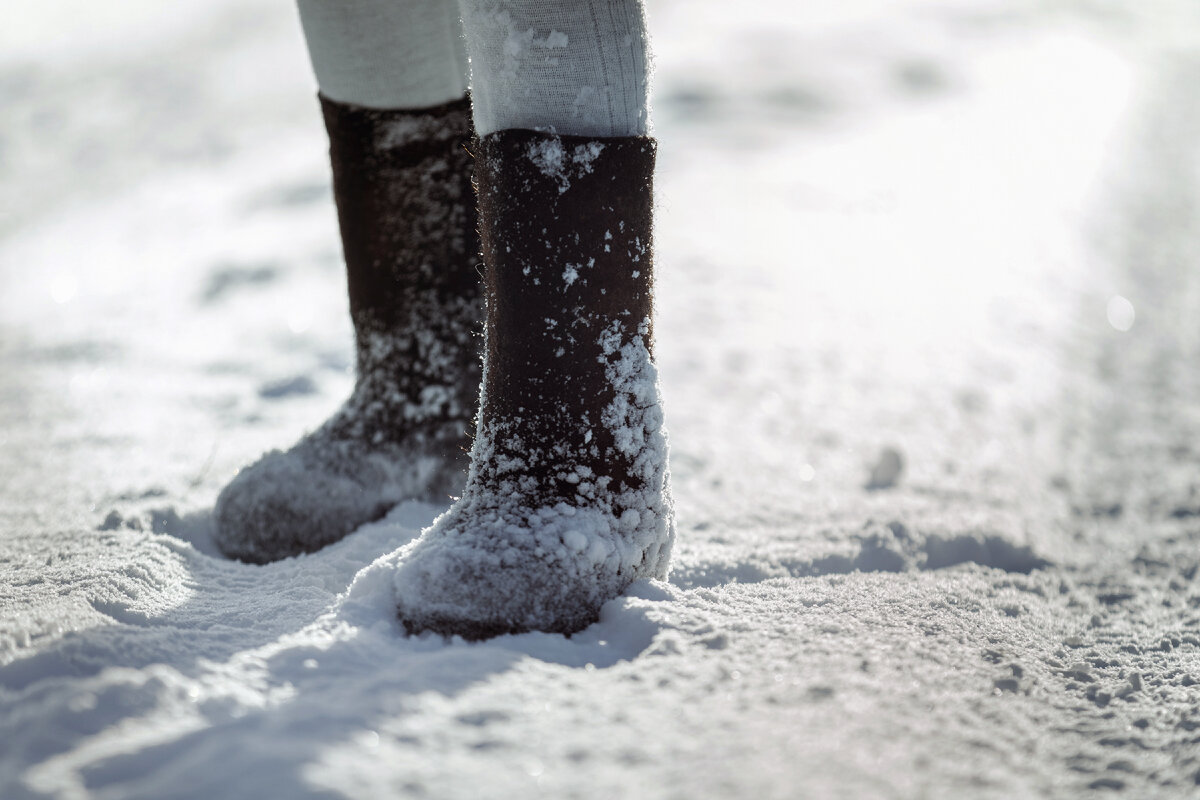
<box><xmin>473</xmin><ymin>129</ymin><xmax>659</xmax><ymax>504</ymax></box>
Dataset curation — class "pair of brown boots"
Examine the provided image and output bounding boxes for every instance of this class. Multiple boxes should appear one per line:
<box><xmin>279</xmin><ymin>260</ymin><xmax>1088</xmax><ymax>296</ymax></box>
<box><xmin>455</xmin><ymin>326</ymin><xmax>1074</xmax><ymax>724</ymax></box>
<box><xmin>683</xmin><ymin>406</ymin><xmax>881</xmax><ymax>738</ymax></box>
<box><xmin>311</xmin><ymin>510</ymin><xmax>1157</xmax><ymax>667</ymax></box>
<box><xmin>213</xmin><ymin>96</ymin><xmax>674</xmax><ymax>639</ymax></box>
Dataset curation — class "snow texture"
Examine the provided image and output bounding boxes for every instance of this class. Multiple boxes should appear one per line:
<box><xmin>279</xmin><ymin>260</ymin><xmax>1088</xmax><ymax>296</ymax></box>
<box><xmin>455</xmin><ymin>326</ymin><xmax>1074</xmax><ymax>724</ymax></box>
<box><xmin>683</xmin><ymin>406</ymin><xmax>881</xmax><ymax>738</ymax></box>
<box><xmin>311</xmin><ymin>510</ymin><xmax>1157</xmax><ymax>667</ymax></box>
<box><xmin>526</xmin><ymin>137</ymin><xmax>605</xmax><ymax>193</ymax></box>
<box><xmin>5</xmin><ymin>0</ymin><xmax>1200</xmax><ymax>797</ymax></box>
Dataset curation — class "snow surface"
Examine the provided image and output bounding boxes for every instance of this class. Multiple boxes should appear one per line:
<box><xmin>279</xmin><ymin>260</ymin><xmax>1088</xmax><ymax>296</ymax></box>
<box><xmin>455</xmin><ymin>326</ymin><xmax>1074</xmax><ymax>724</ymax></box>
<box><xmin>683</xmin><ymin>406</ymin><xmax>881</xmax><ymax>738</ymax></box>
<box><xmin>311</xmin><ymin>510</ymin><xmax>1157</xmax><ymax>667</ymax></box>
<box><xmin>5</xmin><ymin>0</ymin><xmax>1200</xmax><ymax>796</ymax></box>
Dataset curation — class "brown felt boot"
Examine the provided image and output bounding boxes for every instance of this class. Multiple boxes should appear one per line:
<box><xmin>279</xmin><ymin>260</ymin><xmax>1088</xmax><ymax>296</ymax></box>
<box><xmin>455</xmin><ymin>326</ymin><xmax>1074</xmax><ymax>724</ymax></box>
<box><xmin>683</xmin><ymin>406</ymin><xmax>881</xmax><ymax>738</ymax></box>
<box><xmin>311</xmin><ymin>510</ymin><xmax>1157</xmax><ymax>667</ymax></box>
<box><xmin>214</xmin><ymin>96</ymin><xmax>483</xmax><ymax>564</ymax></box>
<box><xmin>392</xmin><ymin>130</ymin><xmax>674</xmax><ymax>638</ymax></box>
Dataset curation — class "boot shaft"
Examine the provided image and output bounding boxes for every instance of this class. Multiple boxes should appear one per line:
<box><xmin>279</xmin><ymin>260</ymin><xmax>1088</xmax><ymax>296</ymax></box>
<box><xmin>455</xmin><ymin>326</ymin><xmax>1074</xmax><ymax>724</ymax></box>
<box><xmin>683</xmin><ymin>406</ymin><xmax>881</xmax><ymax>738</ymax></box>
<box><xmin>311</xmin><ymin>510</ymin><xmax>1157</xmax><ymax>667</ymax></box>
<box><xmin>319</xmin><ymin>95</ymin><xmax>483</xmax><ymax>436</ymax></box>
<box><xmin>472</xmin><ymin>130</ymin><xmax>658</xmax><ymax>504</ymax></box>
<box><xmin>320</xmin><ymin>95</ymin><xmax>480</xmax><ymax>358</ymax></box>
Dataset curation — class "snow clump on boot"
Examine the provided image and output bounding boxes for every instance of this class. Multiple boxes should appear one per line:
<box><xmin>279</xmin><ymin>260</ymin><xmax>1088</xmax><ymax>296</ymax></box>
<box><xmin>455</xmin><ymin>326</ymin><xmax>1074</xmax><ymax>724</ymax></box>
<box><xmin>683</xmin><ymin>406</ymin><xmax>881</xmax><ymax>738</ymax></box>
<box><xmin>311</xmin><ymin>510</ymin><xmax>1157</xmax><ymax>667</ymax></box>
<box><xmin>393</xmin><ymin>320</ymin><xmax>674</xmax><ymax>639</ymax></box>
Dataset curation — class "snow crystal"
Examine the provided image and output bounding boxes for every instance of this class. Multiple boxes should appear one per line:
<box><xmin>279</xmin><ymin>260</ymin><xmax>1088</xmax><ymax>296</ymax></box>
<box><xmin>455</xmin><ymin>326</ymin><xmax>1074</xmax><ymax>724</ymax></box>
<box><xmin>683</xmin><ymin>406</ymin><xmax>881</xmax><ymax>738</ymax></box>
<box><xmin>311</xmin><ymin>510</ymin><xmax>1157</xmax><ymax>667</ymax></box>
<box><xmin>526</xmin><ymin>138</ymin><xmax>607</xmax><ymax>193</ymax></box>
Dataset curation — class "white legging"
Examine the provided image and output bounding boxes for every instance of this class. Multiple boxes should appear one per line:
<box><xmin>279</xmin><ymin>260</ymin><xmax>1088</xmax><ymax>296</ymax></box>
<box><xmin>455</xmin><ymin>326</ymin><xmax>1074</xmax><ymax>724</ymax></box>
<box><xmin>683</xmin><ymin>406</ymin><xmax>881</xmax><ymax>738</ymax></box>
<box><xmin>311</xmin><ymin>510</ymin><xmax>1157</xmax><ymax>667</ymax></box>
<box><xmin>296</xmin><ymin>0</ymin><xmax>649</xmax><ymax>137</ymax></box>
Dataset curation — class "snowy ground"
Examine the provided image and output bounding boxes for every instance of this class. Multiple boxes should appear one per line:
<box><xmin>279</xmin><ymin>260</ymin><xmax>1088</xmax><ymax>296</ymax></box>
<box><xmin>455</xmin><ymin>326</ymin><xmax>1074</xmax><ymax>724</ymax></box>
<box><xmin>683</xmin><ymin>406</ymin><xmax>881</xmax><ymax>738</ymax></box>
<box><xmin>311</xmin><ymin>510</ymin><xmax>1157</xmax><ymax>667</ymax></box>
<box><xmin>4</xmin><ymin>0</ymin><xmax>1200</xmax><ymax>796</ymax></box>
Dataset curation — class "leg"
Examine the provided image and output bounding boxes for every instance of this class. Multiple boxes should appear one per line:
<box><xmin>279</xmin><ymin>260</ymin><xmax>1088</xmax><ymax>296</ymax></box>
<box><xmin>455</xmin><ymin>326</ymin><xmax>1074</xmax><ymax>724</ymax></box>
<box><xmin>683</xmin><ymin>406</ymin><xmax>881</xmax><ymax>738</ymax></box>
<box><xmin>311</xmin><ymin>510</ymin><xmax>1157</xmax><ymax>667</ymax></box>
<box><xmin>393</xmin><ymin>0</ymin><xmax>674</xmax><ymax>637</ymax></box>
<box><xmin>296</xmin><ymin>0</ymin><xmax>468</xmax><ymax>110</ymax></box>
<box><xmin>457</xmin><ymin>0</ymin><xmax>650</xmax><ymax>137</ymax></box>
<box><xmin>214</xmin><ymin>0</ymin><xmax>483</xmax><ymax>563</ymax></box>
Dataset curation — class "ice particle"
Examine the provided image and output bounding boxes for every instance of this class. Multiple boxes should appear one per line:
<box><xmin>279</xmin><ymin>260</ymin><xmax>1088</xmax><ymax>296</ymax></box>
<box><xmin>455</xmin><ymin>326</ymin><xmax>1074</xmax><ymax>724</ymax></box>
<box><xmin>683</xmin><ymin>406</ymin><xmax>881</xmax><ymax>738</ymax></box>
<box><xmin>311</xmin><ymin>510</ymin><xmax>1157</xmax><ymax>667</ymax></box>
<box><xmin>1106</xmin><ymin>295</ymin><xmax>1135</xmax><ymax>332</ymax></box>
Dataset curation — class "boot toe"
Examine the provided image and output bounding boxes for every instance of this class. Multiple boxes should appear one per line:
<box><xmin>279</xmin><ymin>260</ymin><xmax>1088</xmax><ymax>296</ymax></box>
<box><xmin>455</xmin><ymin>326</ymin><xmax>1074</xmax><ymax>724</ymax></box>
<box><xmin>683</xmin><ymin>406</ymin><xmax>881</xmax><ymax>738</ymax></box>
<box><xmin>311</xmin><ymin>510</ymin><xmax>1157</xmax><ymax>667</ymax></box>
<box><xmin>213</xmin><ymin>447</ymin><xmax>391</xmax><ymax>563</ymax></box>
<box><xmin>393</xmin><ymin>506</ymin><xmax>624</xmax><ymax>638</ymax></box>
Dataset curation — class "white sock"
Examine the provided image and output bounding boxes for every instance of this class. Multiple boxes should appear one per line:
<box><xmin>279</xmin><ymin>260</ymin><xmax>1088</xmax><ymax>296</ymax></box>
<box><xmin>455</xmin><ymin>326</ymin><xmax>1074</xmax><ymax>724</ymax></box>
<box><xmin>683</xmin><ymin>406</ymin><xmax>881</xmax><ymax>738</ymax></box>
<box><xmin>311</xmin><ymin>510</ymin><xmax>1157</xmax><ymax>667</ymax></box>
<box><xmin>457</xmin><ymin>0</ymin><xmax>650</xmax><ymax>137</ymax></box>
<box><xmin>297</xmin><ymin>0</ymin><xmax>469</xmax><ymax>110</ymax></box>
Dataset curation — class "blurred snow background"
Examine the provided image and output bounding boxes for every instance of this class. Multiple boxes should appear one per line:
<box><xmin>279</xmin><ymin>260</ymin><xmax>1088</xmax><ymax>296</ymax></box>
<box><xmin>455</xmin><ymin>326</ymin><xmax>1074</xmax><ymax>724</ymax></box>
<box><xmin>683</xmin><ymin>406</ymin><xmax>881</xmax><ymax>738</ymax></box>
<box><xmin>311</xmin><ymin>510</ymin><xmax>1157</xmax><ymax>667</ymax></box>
<box><xmin>5</xmin><ymin>0</ymin><xmax>1200</xmax><ymax>797</ymax></box>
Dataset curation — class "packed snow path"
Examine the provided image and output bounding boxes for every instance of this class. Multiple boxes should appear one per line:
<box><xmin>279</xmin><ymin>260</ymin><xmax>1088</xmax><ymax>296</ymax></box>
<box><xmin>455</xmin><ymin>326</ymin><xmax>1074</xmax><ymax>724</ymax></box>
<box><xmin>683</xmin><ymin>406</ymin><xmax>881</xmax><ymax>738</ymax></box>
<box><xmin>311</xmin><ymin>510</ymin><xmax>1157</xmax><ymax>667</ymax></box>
<box><xmin>4</xmin><ymin>0</ymin><xmax>1200</xmax><ymax>797</ymax></box>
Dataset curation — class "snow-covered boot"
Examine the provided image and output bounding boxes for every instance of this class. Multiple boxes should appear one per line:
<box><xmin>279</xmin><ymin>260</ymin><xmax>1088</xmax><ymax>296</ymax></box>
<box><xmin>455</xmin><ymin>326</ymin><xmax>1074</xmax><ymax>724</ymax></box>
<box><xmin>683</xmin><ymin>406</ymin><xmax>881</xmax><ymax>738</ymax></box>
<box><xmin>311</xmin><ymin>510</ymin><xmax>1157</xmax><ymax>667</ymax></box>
<box><xmin>214</xmin><ymin>96</ymin><xmax>482</xmax><ymax>564</ymax></box>
<box><xmin>393</xmin><ymin>130</ymin><xmax>674</xmax><ymax>638</ymax></box>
